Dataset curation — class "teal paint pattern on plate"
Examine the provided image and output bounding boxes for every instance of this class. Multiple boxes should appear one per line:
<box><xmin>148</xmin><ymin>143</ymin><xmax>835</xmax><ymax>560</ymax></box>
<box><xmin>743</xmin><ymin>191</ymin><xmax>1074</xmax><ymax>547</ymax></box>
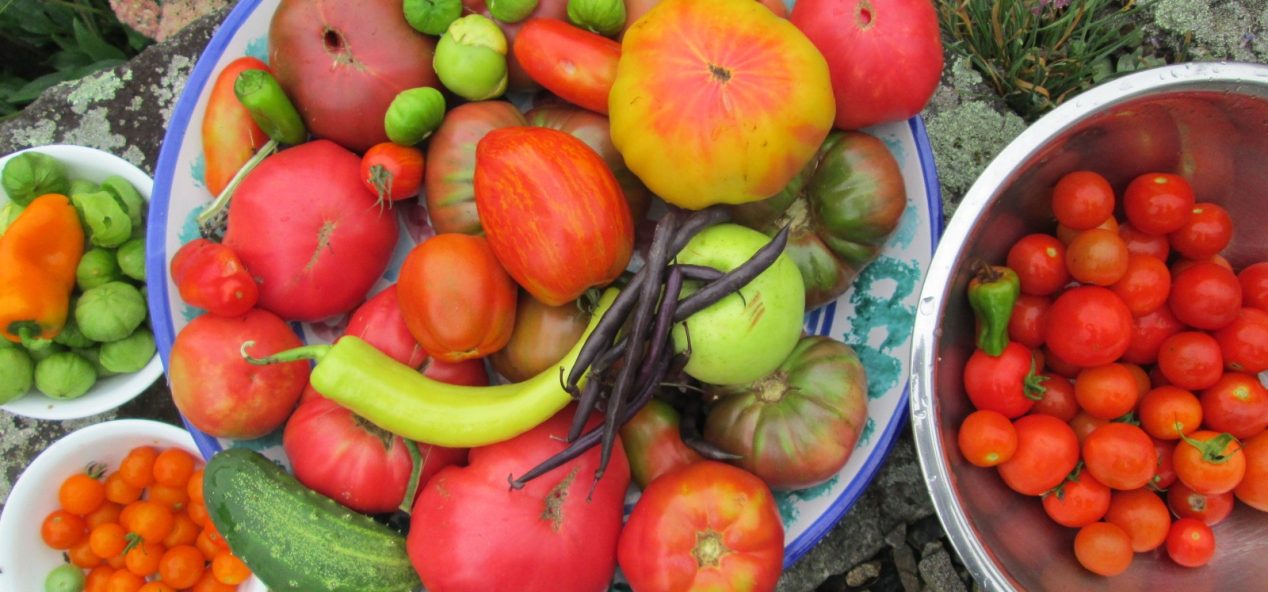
<box><xmin>776</xmin><ymin>475</ymin><xmax>840</xmax><ymax>526</ymax></box>
<box><xmin>190</xmin><ymin>153</ymin><xmax>205</xmax><ymax>189</ymax></box>
<box><xmin>840</xmin><ymin>257</ymin><xmax>922</xmax><ymax>400</ymax></box>
<box><xmin>856</xmin><ymin>416</ymin><xmax>876</xmax><ymax>449</ymax></box>
<box><xmin>245</xmin><ymin>35</ymin><xmax>269</xmax><ymax>62</ymax></box>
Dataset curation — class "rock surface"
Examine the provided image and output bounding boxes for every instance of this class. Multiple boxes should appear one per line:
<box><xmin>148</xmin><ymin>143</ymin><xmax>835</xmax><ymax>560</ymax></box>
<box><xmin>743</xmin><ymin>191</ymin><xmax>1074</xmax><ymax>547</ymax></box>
<box><xmin>2</xmin><ymin>2</ymin><xmax>1267</xmax><ymax>591</ymax></box>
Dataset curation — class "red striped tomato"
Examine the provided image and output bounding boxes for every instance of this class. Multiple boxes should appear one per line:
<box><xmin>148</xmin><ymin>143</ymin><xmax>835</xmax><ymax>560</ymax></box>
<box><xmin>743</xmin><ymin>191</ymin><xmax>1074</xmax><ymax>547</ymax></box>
<box><xmin>474</xmin><ymin>127</ymin><xmax>633</xmax><ymax>306</ymax></box>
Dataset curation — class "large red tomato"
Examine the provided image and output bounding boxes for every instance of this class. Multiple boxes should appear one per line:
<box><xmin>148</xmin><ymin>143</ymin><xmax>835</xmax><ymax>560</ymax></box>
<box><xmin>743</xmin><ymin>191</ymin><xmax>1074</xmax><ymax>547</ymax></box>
<box><xmin>791</xmin><ymin>0</ymin><xmax>942</xmax><ymax>130</ymax></box>
<box><xmin>269</xmin><ymin>0</ymin><xmax>439</xmax><ymax>152</ymax></box>
<box><xmin>408</xmin><ymin>409</ymin><xmax>629</xmax><ymax>592</ymax></box>
<box><xmin>474</xmin><ymin>127</ymin><xmax>633</xmax><ymax>306</ymax></box>
<box><xmin>618</xmin><ymin>461</ymin><xmax>784</xmax><ymax>592</ymax></box>
<box><xmin>424</xmin><ymin>101</ymin><xmax>527</xmax><ymax>235</ymax></box>
<box><xmin>1045</xmin><ymin>286</ymin><xmax>1134</xmax><ymax>368</ymax></box>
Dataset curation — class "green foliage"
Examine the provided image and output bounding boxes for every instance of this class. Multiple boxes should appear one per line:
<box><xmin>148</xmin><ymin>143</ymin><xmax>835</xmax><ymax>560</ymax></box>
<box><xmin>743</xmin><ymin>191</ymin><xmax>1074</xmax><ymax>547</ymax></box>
<box><xmin>0</xmin><ymin>0</ymin><xmax>152</xmax><ymax>120</ymax></box>
<box><xmin>938</xmin><ymin>0</ymin><xmax>1173</xmax><ymax>122</ymax></box>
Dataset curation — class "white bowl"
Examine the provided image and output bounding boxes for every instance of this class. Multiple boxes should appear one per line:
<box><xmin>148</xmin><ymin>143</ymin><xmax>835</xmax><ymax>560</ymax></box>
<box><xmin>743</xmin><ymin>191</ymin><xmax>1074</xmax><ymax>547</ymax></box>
<box><xmin>0</xmin><ymin>144</ymin><xmax>164</xmax><ymax>420</ymax></box>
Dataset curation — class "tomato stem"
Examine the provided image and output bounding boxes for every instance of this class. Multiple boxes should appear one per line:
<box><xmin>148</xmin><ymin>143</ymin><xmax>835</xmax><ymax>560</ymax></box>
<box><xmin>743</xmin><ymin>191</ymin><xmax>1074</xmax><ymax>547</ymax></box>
<box><xmin>399</xmin><ymin>440</ymin><xmax>424</xmax><ymax>514</ymax></box>
<box><xmin>197</xmin><ymin>139</ymin><xmax>279</xmax><ymax>239</ymax></box>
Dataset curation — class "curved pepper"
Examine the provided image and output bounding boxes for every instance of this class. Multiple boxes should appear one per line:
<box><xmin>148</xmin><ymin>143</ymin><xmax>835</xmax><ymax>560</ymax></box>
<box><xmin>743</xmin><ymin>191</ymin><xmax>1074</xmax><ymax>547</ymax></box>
<box><xmin>202</xmin><ymin>57</ymin><xmax>269</xmax><ymax>197</ymax></box>
<box><xmin>244</xmin><ymin>289</ymin><xmax>617</xmax><ymax>448</ymax></box>
<box><xmin>0</xmin><ymin>194</ymin><xmax>85</xmax><ymax>343</ymax></box>
<box><xmin>968</xmin><ymin>262</ymin><xmax>1020</xmax><ymax>357</ymax></box>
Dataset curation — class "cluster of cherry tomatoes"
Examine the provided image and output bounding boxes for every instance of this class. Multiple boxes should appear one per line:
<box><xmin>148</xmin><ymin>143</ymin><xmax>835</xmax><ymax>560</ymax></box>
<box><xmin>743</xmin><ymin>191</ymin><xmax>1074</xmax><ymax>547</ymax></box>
<box><xmin>957</xmin><ymin>169</ymin><xmax>1268</xmax><ymax>576</ymax></box>
<box><xmin>39</xmin><ymin>446</ymin><xmax>253</xmax><ymax>591</ymax></box>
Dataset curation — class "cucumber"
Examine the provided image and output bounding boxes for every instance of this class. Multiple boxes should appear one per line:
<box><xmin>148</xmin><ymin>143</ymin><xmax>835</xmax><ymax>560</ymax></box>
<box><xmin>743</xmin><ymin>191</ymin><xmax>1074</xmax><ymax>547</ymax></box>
<box><xmin>203</xmin><ymin>448</ymin><xmax>421</xmax><ymax>592</ymax></box>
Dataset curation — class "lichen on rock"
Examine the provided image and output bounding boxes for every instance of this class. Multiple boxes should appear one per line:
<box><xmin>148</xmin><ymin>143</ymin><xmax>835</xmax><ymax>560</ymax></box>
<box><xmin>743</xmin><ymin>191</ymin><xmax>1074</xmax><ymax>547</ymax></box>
<box><xmin>1145</xmin><ymin>0</ymin><xmax>1268</xmax><ymax>61</ymax></box>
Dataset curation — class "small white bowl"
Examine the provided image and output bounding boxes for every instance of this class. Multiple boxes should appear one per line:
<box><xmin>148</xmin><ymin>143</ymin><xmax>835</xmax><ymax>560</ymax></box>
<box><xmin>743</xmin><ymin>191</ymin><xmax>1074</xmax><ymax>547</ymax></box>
<box><xmin>0</xmin><ymin>419</ymin><xmax>266</xmax><ymax>591</ymax></box>
<box><xmin>0</xmin><ymin>144</ymin><xmax>163</xmax><ymax>420</ymax></box>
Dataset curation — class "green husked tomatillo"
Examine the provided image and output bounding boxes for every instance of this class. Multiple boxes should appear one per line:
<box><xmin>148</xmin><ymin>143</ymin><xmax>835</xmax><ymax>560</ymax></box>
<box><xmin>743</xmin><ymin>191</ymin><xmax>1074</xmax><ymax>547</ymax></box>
<box><xmin>0</xmin><ymin>347</ymin><xmax>35</xmax><ymax>404</ymax></box>
<box><xmin>403</xmin><ymin>0</ymin><xmax>463</xmax><ymax>35</ymax></box>
<box><xmin>100</xmin><ymin>175</ymin><xmax>145</xmax><ymax>229</ymax></box>
<box><xmin>489</xmin><ymin>0</ymin><xmax>539</xmax><ymax>23</ymax></box>
<box><xmin>75</xmin><ymin>281</ymin><xmax>147</xmax><ymax>343</ymax></box>
<box><xmin>77</xmin><ymin>248</ymin><xmax>123</xmax><ymax>290</ymax></box>
<box><xmin>384</xmin><ymin>87</ymin><xmax>447</xmax><ymax>146</ymax></box>
<box><xmin>433</xmin><ymin>15</ymin><xmax>509</xmax><ymax>101</ymax></box>
<box><xmin>34</xmin><ymin>351</ymin><xmax>97</xmax><ymax>399</ymax></box>
<box><xmin>53</xmin><ymin>313</ymin><xmax>95</xmax><ymax>349</ymax></box>
<box><xmin>567</xmin><ymin>0</ymin><xmax>625</xmax><ymax>37</ymax></box>
<box><xmin>1</xmin><ymin>151</ymin><xmax>70</xmax><ymax>207</ymax></box>
<box><xmin>71</xmin><ymin>190</ymin><xmax>132</xmax><ymax>248</ymax></box>
<box><xmin>99</xmin><ymin>328</ymin><xmax>155</xmax><ymax>374</ymax></box>
<box><xmin>116</xmin><ymin>238</ymin><xmax>146</xmax><ymax>281</ymax></box>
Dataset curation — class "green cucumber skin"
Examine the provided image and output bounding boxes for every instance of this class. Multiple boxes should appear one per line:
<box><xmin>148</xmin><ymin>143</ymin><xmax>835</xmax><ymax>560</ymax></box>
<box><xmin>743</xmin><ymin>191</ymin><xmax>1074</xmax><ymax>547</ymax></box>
<box><xmin>203</xmin><ymin>448</ymin><xmax>421</xmax><ymax>592</ymax></box>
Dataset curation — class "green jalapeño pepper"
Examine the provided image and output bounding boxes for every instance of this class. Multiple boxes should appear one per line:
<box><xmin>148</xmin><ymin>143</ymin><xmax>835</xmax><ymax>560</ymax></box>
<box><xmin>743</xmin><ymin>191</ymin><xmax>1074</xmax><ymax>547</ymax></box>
<box><xmin>968</xmin><ymin>261</ymin><xmax>1020</xmax><ymax>357</ymax></box>
<box><xmin>243</xmin><ymin>289</ymin><xmax>617</xmax><ymax>448</ymax></box>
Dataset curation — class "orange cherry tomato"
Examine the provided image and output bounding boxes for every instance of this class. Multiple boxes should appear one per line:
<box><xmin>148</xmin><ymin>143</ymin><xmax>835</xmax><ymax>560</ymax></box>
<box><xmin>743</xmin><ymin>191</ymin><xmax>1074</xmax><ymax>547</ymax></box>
<box><xmin>60</xmin><ymin>469</ymin><xmax>107</xmax><ymax>515</ymax></box>
<box><xmin>89</xmin><ymin>522</ymin><xmax>128</xmax><ymax>558</ymax></box>
<box><xmin>137</xmin><ymin>582</ymin><xmax>178</xmax><ymax>592</ymax></box>
<box><xmin>195</xmin><ymin>529</ymin><xmax>222</xmax><ymax>561</ymax></box>
<box><xmin>187</xmin><ymin>469</ymin><xmax>205</xmax><ymax>505</ymax></box>
<box><xmin>42</xmin><ymin>509</ymin><xmax>88</xmax><ymax>549</ymax></box>
<box><xmin>124</xmin><ymin>541</ymin><xmax>165</xmax><ymax>577</ymax></box>
<box><xmin>186</xmin><ymin>501</ymin><xmax>209</xmax><ymax>528</ymax></box>
<box><xmin>159</xmin><ymin>545</ymin><xmax>206</xmax><ymax>589</ymax></box>
<box><xmin>127</xmin><ymin>501</ymin><xmax>174</xmax><ymax>544</ymax></box>
<box><xmin>153</xmin><ymin>449</ymin><xmax>197</xmax><ymax>488</ymax></box>
<box><xmin>191</xmin><ymin>570</ymin><xmax>238</xmax><ymax>592</ymax></box>
<box><xmin>163</xmin><ymin>511</ymin><xmax>201</xmax><ymax>548</ymax></box>
<box><xmin>118</xmin><ymin>446</ymin><xmax>158</xmax><ymax>489</ymax></box>
<box><xmin>105</xmin><ymin>568</ymin><xmax>146</xmax><ymax>592</ymax></box>
<box><xmin>85</xmin><ymin>501</ymin><xmax>123</xmax><ymax>530</ymax></box>
<box><xmin>85</xmin><ymin>566</ymin><xmax>116</xmax><ymax>592</ymax></box>
<box><xmin>148</xmin><ymin>484</ymin><xmax>190</xmax><ymax>512</ymax></box>
<box><xmin>104</xmin><ymin>472</ymin><xmax>142</xmax><ymax>505</ymax></box>
<box><xmin>69</xmin><ymin>538</ymin><xmax>104</xmax><ymax>568</ymax></box>
<box><xmin>212</xmin><ymin>551</ymin><xmax>252</xmax><ymax>585</ymax></box>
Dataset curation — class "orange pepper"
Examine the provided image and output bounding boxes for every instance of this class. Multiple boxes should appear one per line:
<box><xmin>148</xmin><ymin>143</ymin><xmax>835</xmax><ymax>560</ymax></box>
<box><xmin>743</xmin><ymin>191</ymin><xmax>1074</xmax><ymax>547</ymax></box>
<box><xmin>0</xmin><ymin>193</ymin><xmax>84</xmax><ymax>343</ymax></box>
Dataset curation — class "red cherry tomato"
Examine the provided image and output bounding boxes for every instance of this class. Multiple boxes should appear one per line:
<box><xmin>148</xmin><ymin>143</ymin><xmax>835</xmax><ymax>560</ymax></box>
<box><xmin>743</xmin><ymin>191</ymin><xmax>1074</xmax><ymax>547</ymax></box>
<box><xmin>1105</xmin><ymin>487</ymin><xmax>1171</xmax><ymax>552</ymax></box>
<box><xmin>1069</xmin><ymin>411</ymin><xmax>1108</xmax><ymax>444</ymax></box>
<box><xmin>1042</xmin><ymin>470</ymin><xmax>1111</xmax><ymax>528</ymax></box>
<box><xmin>1056</xmin><ymin>217</ymin><xmax>1118</xmax><ymax>246</ymax></box>
<box><xmin>1110</xmin><ymin>254</ymin><xmax>1170</xmax><ymax>316</ymax></box>
<box><xmin>1074</xmin><ymin>522</ymin><xmax>1133</xmax><ymax>577</ymax></box>
<box><xmin>1123</xmin><ymin>172</ymin><xmax>1195</xmax><ymax>235</ymax></box>
<box><xmin>1007</xmin><ymin>233</ymin><xmax>1069</xmax><ymax>296</ymax></box>
<box><xmin>1083</xmin><ymin>423</ymin><xmax>1157</xmax><ymax>491</ymax></box>
<box><xmin>1238</xmin><ymin>262</ymin><xmax>1268</xmax><ymax>312</ymax></box>
<box><xmin>1234</xmin><ymin>431</ymin><xmax>1268</xmax><ymax>511</ymax></box>
<box><xmin>1074</xmin><ymin>364</ymin><xmax>1138</xmax><ymax>420</ymax></box>
<box><xmin>1166</xmin><ymin>518</ymin><xmax>1216</xmax><ymax>568</ymax></box>
<box><xmin>1007</xmin><ymin>294</ymin><xmax>1049</xmax><ymax>349</ymax></box>
<box><xmin>1157</xmin><ymin>331</ymin><xmax>1223</xmax><ymax>391</ymax></box>
<box><xmin>1173</xmin><ymin>430</ymin><xmax>1246</xmax><ymax>494</ymax></box>
<box><xmin>1199</xmin><ymin>372</ymin><xmax>1268</xmax><ymax>439</ymax></box>
<box><xmin>169</xmin><ymin>239</ymin><xmax>259</xmax><ymax>318</ymax></box>
<box><xmin>1137</xmin><ymin>386</ymin><xmax>1202</xmax><ymax>440</ymax></box>
<box><xmin>1119</xmin><ymin>222</ymin><xmax>1170</xmax><ymax>260</ymax></box>
<box><xmin>1169</xmin><ymin>261</ymin><xmax>1242</xmax><ymax>330</ymax></box>
<box><xmin>1167</xmin><ymin>481</ymin><xmax>1234</xmax><ymax>525</ymax></box>
<box><xmin>957</xmin><ymin>410</ymin><xmax>1018</xmax><ymax>468</ymax></box>
<box><xmin>1213</xmin><ymin>307</ymin><xmax>1268</xmax><ymax>373</ymax></box>
<box><xmin>1042</xmin><ymin>345</ymin><xmax>1083</xmax><ymax>378</ymax></box>
<box><xmin>1031</xmin><ymin>373</ymin><xmax>1078</xmax><ymax>422</ymax></box>
<box><xmin>1066</xmin><ymin>228</ymin><xmax>1129</xmax><ymax>286</ymax></box>
<box><xmin>360</xmin><ymin>143</ymin><xmax>425</xmax><ymax>202</ymax></box>
<box><xmin>1123</xmin><ymin>363</ymin><xmax>1151</xmax><ymax>398</ymax></box>
<box><xmin>1169</xmin><ymin>202</ymin><xmax>1232</xmax><ymax>260</ymax></box>
<box><xmin>962</xmin><ymin>343</ymin><xmax>1044</xmax><ymax>419</ymax></box>
<box><xmin>1052</xmin><ymin>170</ymin><xmax>1115</xmax><ymax>230</ymax></box>
<box><xmin>1172</xmin><ymin>254</ymin><xmax>1234</xmax><ymax>276</ymax></box>
<box><xmin>1122</xmin><ymin>305</ymin><xmax>1185</xmax><ymax>366</ymax></box>
<box><xmin>1152</xmin><ymin>438</ymin><xmax>1178</xmax><ymax>490</ymax></box>
<box><xmin>997</xmin><ymin>414</ymin><xmax>1079</xmax><ymax>496</ymax></box>
<box><xmin>1045</xmin><ymin>286</ymin><xmax>1133</xmax><ymax>368</ymax></box>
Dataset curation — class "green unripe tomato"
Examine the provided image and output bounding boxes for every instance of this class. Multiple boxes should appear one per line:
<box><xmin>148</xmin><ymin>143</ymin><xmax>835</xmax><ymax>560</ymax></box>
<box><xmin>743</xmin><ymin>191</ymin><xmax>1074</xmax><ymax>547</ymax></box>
<box><xmin>34</xmin><ymin>351</ymin><xmax>97</xmax><ymax>400</ymax></box>
<box><xmin>2</xmin><ymin>151</ymin><xmax>70</xmax><ymax>207</ymax></box>
<box><xmin>77</xmin><ymin>248</ymin><xmax>123</xmax><ymax>290</ymax></box>
<box><xmin>385</xmin><ymin>87</ymin><xmax>447</xmax><ymax>146</ymax></box>
<box><xmin>44</xmin><ymin>563</ymin><xmax>85</xmax><ymax>592</ymax></box>
<box><xmin>489</xmin><ymin>0</ymin><xmax>539</xmax><ymax>23</ymax></box>
<box><xmin>567</xmin><ymin>0</ymin><xmax>625</xmax><ymax>37</ymax></box>
<box><xmin>75</xmin><ymin>281</ymin><xmax>147</xmax><ymax>343</ymax></box>
<box><xmin>0</xmin><ymin>347</ymin><xmax>34</xmax><ymax>404</ymax></box>
<box><xmin>99</xmin><ymin>328</ymin><xmax>155</xmax><ymax>374</ymax></box>
<box><xmin>116</xmin><ymin>238</ymin><xmax>146</xmax><ymax>281</ymax></box>
<box><xmin>403</xmin><ymin>0</ymin><xmax>463</xmax><ymax>35</ymax></box>
<box><xmin>433</xmin><ymin>15</ymin><xmax>509</xmax><ymax>101</ymax></box>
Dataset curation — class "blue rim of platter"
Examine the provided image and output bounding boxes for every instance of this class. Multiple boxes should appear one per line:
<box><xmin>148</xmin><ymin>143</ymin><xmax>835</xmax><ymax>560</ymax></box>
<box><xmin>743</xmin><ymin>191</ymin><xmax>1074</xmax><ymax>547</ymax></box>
<box><xmin>145</xmin><ymin>0</ymin><xmax>945</xmax><ymax>571</ymax></box>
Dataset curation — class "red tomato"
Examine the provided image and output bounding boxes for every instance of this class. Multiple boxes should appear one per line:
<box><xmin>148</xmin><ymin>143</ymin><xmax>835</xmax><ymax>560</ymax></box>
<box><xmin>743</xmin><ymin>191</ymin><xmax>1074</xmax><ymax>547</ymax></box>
<box><xmin>1166</xmin><ymin>518</ymin><xmax>1216</xmax><ymax>568</ymax></box>
<box><xmin>1123</xmin><ymin>172</ymin><xmax>1195</xmax><ymax>235</ymax></box>
<box><xmin>1051</xmin><ymin>170</ymin><xmax>1115</xmax><ymax>230</ymax></box>
<box><xmin>1138</xmin><ymin>386</ymin><xmax>1202</xmax><ymax>440</ymax></box>
<box><xmin>1073</xmin><ymin>522</ymin><xmax>1133</xmax><ymax>577</ymax></box>
<box><xmin>1157</xmin><ymin>331</ymin><xmax>1223</xmax><ymax>391</ymax></box>
<box><xmin>1083</xmin><ymin>423</ymin><xmax>1157</xmax><ymax>490</ymax></box>
<box><xmin>360</xmin><ymin>143</ymin><xmax>424</xmax><ymax>202</ymax></box>
<box><xmin>997</xmin><ymin>414</ymin><xmax>1079</xmax><ymax>496</ymax></box>
<box><xmin>958</xmin><ymin>410</ymin><xmax>1018</xmax><ymax>468</ymax></box>
<box><xmin>1199</xmin><ymin>372</ymin><xmax>1268</xmax><ymax>439</ymax></box>
<box><xmin>1043</xmin><ymin>345</ymin><xmax>1083</xmax><ymax>378</ymax></box>
<box><xmin>397</xmin><ymin>234</ymin><xmax>518</xmax><ymax>361</ymax></box>
<box><xmin>1007</xmin><ymin>294</ymin><xmax>1049</xmax><ymax>349</ymax></box>
<box><xmin>617</xmin><ymin>461</ymin><xmax>783</xmax><ymax>592</ymax></box>
<box><xmin>1066</xmin><ymin>228</ymin><xmax>1129</xmax><ymax>286</ymax></box>
<box><xmin>1069</xmin><ymin>411</ymin><xmax>1108</xmax><ymax>444</ymax></box>
<box><xmin>1173</xmin><ymin>430</ymin><xmax>1246</xmax><ymax>494</ymax></box>
<box><xmin>475</xmin><ymin>127</ymin><xmax>634</xmax><ymax>306</ymax></box>
<box><xmin>1122</xmin><ymin>305</ymin><xmax>1185</xmax><ymax>365</ymax></box>
<box><xmin>1045</xmin><ymin>286</ymin><xmax>1133</xmax><ymax>368</ymax></box>
<box><xmin>1213</xmin><ymin>307</ymin><xmax>1268</xmax><ymax>373</ymax></box>
<box><xmin>1153</xmin><ymin>438</ymin><xmax>1178</xmax><ymax>489</ymax></box>
<box><xmin>1057</xmin><ymin>216</ymin><xmax>1118</xmax><ymax>245</ymax></box>
<box><xmin>1123</xmin><ymin>363</ymin><xmax>1151</xmax><ymax>398</ymax></box>
<box><xmin>962</xmin><ymin>343</ymin><xmax>1044</xmax><ymax>418</ymax></box>
<box><xmin>1238</xmin><ymin>262</ymin><xmax>1268</xmax><ymax>312</ymax></box>
<box><xmin>1031</xmin><ymin>373</ymin><xmax>1078</xmax><ymax>421</ymax></box>
<box><xmin>1042</xmin><ymin>471</ymin><xmax>1111</xmax><ymax>528</ymax></box>
<box><xmin>1119</xmin><ymin>222</ymin><xmax>1170</xmax><ymax>260</ymax></box>
<box><xmin>619</xmin><ymin>399</ymin><xmax>704</xmax><ymax>489</ymax></box>
<box><xmin>1104</xmin><ymin>488</ymin><xmax>1171</xmax><ymax>552</ymax></box>
<box><xmin>1110</xmin><ymin>254</ymin><xmax>1170</xmax><ymax>316</ymax></box>
<box><xmin>513</xmin><ymin>19</ymin><xmax>619</xmax><ymax>114</ymax></box>
<box><xmin>1074</xmin><ymin>364</ymin><xmax>1139</xmax><ymax>420</ymax></box>
<box><xmin>169</xmin><ymin>239</ymin><xmax>259</xmax><ymax>318</ymax></box>
<box><xmin>1169</xmin><ymin>261</ymin><xmax>1242</xmax><ymax>330</ymax></box>
<box><xmin>1172</xmin><ymin>254</ymin><xmax>1234</xmax><ymax>276</ymax></box>
<box><xmin>1167</xmin><ymin>481</ymin><xmax>1234</xmax><ymax>525</ymax></box>
<box><xmin>344</xmin><ymin>285</ymin><xmax>428</xmax><ymax>369</ymax></box>
<box><xmin>1007</xmin><ymin>234</ymin><xmax>1068</xmax><ymax>296</ymax></box>
<box><xmin>1234</xmin><ymin>431</ymin><xmax>1268</xmax><ymax>511</ymax></box>
<box><xmin>1169</xmin><ymin>202</ymin><xmax>1232</xmax><ymax>260</ymax></box>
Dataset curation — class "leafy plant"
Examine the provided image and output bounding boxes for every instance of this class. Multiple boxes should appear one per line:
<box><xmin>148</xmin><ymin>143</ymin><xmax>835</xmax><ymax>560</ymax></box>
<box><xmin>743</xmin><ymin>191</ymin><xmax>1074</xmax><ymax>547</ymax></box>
<box><xmin>938</xmin><ymin>0</ymin><xmax>1170</xmax><ymax>121</ymax></box>
<box><xmin>0</xmin><ymin>0</ymin><xmax>152</xmax><ymax>120</ymax></box>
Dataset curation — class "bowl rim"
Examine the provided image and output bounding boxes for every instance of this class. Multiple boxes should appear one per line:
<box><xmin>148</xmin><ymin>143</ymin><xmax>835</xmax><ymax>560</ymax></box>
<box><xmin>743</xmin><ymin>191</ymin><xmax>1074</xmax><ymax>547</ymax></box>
<box><xmin>144</xmin><ymin>0</ymin><xmax>947</xmax><ymax>571</ymax></box>
<box><xmin>909</xmin><ymin>61</ymin><xmax>1268</xmax><ymax>591</ymax></box>
<box><xmin>0</xmin><ymin>143</ymin><xmax>163</xmax><ymax>420</ymax></box>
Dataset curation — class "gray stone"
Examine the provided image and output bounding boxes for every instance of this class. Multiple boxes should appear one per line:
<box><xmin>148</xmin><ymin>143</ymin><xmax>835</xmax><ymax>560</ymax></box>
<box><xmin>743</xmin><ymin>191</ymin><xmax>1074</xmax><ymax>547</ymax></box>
<box><xmin>874</xmin><ymin>435</ymin><xmax>936</xmax><ymax>524</ymax></box>
<box><xmin>907</xmin><ymin>515</ymin><xmax>948</xmax><ymax>554</ymax></box>
<box><xmin>778</xmin><ymin>492</ymin><xmax>892</xmax><ymax>592</ymax></box>
<box><xmin>919</xmin><ymin>543</ymin><xmax>968</xmax><ymax>592</ymax></box>
<box><xmin>846</xmin><ymin>561</ymin><xmax>882</xmax><ymax>588</ymax></box>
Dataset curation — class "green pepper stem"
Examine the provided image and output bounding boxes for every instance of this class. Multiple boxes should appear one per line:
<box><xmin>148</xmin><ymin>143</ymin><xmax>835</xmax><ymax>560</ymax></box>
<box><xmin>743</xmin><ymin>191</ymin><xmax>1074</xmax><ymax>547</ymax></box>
<box><xmin>399</xmin><ymin>440</ymin><xmax>424</xmax><ymax>514</ymax></box>
<box><xmin>240</xmin><ymin>340</ymin><xmax>330</xmax><ymax>365</ymax></box>
<box><xmin>196</xmin><ymin>138</ymin><xmax>279</xmax><ymax>232</ymax></box>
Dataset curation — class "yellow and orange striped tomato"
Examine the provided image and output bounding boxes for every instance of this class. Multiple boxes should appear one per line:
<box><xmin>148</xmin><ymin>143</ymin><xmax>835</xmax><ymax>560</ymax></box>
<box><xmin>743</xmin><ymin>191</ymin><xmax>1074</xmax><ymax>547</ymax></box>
<box><xmin>608</xmin><ymin>0</ymin><xmax>835</xmax><ymax>210</ymax></box>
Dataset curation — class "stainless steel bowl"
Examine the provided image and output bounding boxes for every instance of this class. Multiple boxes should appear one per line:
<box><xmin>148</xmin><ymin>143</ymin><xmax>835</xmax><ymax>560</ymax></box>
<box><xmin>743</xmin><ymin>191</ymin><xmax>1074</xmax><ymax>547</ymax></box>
<box><xmin>910</xmin><ymin>62</ymin><xmax>1268</xmax><ymax>591</ymax></box>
